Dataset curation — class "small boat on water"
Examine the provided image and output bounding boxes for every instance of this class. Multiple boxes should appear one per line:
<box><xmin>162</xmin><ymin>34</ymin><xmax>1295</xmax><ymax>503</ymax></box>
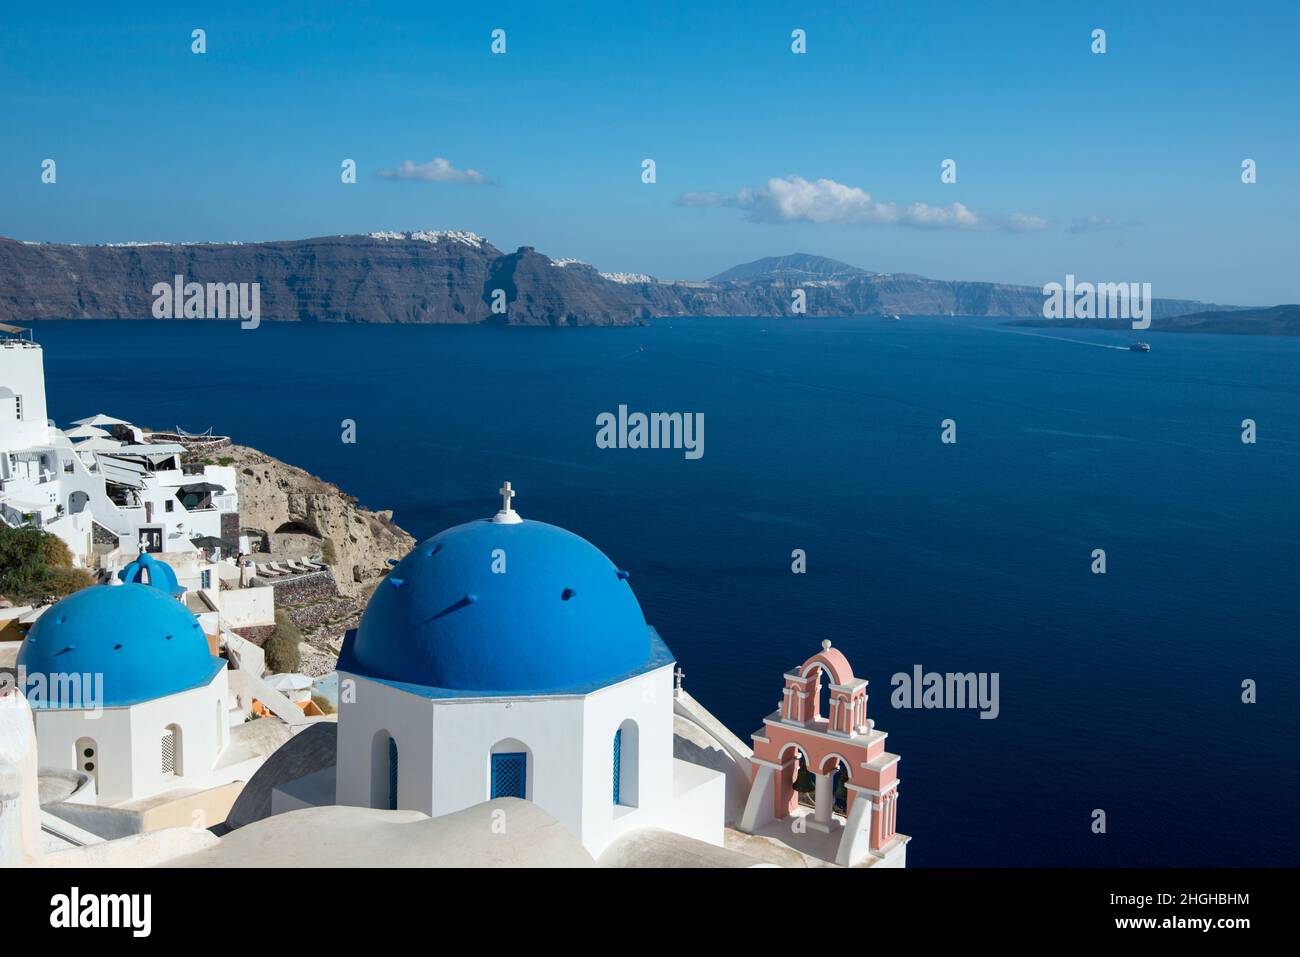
<box><xmin>880</xmin><ymin>313</ymin><xmax>902</xmax><ymax>321</ymax></box>
<box><xmin>1130</xmin><ymin>341</ymin><xmax>1151</xmax><ymax>352</ymax></box>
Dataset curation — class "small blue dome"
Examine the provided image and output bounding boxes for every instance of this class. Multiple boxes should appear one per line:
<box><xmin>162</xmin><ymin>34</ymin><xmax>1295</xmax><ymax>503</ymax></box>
<box><xmin>348</xmin><ymin>519</ymin><xmax>653</xmax><ymax>693</ymax></box>
<box><xmin>117</xmin><ymin>551</ymin><xmax>185</xmax><ymax>597</ymax></box>
<box><xmin>18</xmin><ymin>584</ymin><xmax>224</xmax><ymax>708</ymax></box>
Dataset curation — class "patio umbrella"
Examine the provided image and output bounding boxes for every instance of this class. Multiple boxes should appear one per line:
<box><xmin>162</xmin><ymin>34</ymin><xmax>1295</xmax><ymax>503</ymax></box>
<box><xmin>72</xmin><ymin>413</ymin><xmax>133</xmax><ymax>427</ymax></box>
<box><xmin>189</xmin><ymin>535</ymin><xmax>225</xmax><ymax>548</ymax></box>
<box><xmin>63</xmin><ymin>424</ymin><xmax>110</xmax><ymax>439</ymax></box>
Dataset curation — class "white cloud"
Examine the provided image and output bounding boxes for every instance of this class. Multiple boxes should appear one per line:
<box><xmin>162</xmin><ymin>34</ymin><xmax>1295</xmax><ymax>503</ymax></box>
<box><xmin>677</xmin><ymin>175</ymin><xmax>1046</xmax><ymax>232</ymax></box>
<box><xmin>377</xmin><ymin>158</ymin><xmax>490</xmax><ymax>185</ymax></box>
<box><xmin>1068</xmin><ymin>214</ymin><xmax>1140</xmax><ymax>234</ymax></box>
<box><xmin>1006</xmin><ymin>212</ymin><xmax>1051</xmax><ymax>232</ymax></box>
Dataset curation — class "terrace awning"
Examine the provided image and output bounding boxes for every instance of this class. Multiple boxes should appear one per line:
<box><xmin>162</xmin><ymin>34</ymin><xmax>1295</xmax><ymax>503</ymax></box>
<box><xmin>179</xmin><ymin>481</ymin><xmax>225</xmax><ymax>494</ymax></box>
<box><xmin>98</xmin><ymin>457</ymin><xmax>149</xmax><ymax>488</ymax></box>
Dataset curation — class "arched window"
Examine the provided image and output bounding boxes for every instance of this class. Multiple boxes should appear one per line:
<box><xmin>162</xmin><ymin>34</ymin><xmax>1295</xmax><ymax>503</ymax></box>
<box><xmin>161</xmin><ymin>724</ymin><xmax>182</xmax><ymax>776</ymax></box>
<box><xmin>614</xmin><ymin>720</ymin><xmax>639</xmax><ymax>807</ymax></box>
<box><xmin>388</xmin><ymin>738</ymin><xmax>399</xmax><ymax>810</ymax></box>
<box><xmin>780</xmin><ymin>743</ymin><xmax>814</xmax><ymax>811</ymax></box>
<box><xmin>75</xmin><ymin>736</ymin><xmax>98</xmax><ymax>790</ymax></box>
<box><xmin>827</xmin><ymin>757</ymin><xmax>851</xmax><ymax>815</ymax></box>
<box><xmin>489</xmin><ymin>738</ymin><xmax>530</xmax><ymax>800</ymax></box>
<box><xmin>612</xmin><ymin>729</ymin><xmax>622</xmax><ymax>804</ymax></box>
<box><xmin>370</xmin><ymin>730</ymin><xmax>398</xmax><ymax>809</ymax></box>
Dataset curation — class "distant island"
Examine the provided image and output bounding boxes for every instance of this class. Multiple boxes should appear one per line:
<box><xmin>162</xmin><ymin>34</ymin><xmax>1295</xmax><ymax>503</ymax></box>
<box><xmin>0</xmin><ymin>233</ymin><xmax>1254</xmax><ymax>328</ymax></box>
<box><xmin>1006</xmin><ymin>304</ymin><xmax>1300</xmax><ymax>336</ymax></box>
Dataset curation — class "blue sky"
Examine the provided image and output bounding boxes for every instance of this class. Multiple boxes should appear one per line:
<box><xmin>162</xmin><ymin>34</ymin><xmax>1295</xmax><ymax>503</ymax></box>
<box><xmin>1</xmin><ymin>0</ymin><xmax>1297</xmax><ymax>303</ymax></box>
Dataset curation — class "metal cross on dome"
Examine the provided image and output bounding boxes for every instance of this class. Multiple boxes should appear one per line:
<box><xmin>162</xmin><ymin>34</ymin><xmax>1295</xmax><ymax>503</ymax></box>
<box><xmin>493</xmin><ymin>481</ymin><xmax>522</xmax><ymax>524</ymax></box>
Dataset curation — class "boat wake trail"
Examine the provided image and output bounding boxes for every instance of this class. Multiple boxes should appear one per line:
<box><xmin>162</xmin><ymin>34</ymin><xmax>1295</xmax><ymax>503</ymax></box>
<box><xmin>998</xmin><ymin>329</ymin><xmax>1131</xmax><ymax>351</ymax></box>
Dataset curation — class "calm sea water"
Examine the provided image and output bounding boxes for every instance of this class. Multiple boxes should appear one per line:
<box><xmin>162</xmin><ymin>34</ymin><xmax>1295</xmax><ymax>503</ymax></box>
<box><xmin>28</xmin><ymin>317</ymin><xmax>1300</xmax><ymax>866</ymax></box>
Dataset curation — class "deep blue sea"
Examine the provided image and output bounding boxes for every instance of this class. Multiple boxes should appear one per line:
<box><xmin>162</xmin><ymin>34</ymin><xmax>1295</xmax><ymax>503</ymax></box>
<box><xmin>28</xmin><ymin>317</ymin><xmax>1299</xmax><ymax>866</ymax></box>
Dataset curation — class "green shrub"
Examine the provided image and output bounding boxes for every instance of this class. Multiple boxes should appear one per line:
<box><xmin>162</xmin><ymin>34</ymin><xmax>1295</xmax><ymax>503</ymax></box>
<box><xmin>264</xmin><ymin>608</ymin><xmax>302</xmax><ymax>673</ymax></box>
<box><xmin>319</xmin><ymin>538</ymin><xmax>337</xmax><ymax>565</ymax></box>
<box><xmin>0</xmin><ymin>526</ymin><xmax>94</xmax><ymax>602</ymax></box>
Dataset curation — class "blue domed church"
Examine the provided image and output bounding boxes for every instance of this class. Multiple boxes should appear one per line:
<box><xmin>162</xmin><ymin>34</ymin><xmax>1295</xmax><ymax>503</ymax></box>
<box><xmin>331</xmin><ymin>484</ymin><xmax>726</xmax><ymax>856</ymax></box>
<box><xmin>17</xmin><ymin>559</ymin><xmax>232</xmax><ymax>805</ymax></box>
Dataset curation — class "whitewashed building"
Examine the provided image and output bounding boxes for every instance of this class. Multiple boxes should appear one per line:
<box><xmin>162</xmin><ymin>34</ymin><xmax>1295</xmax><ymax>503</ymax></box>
<box><xmin>320</xmin><ymin>485</ymin><xmax>726</xmax><ymax>858</ymax></box>
<box><xmin>17</xmin><ymin>576</ymin><xmax>233</xmax><ymax>806</ymax></box>
<box><xmin>0</xmin><ymin>323</ymin><xmax>242</xmax><ymax>566</ymax></box>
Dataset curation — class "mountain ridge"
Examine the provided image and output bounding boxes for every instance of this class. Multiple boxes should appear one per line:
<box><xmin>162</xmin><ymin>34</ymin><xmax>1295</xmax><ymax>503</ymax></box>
<box><xmin>709</xmin><ymin>253</ymin><xmax>874</xmax><ymax>283</ymax></box>
<box><xmin>0</xmin><ymin>232</ymin><xmax>1244</xmax><ymax>327</ymax></box>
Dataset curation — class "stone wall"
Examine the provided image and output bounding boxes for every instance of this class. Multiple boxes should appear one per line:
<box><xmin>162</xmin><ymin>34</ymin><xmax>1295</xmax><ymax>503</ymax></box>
<box><xmin>286</xmin><ymin>598</ymin><xmax>357</xmax><ymax>633</ymax></box>
<box><xmin>231</xmin><ymin>624</ymin><xmax>275</xmax><ymax>647</ymax></box>
<box><xmin>91</xmin><ymin>521</ymin><xmax>118</xmax><ymax>547</ymax></box>
<box><xmin>259</xmin><ymin>570</ymin><xmax>339</xmax><ymax>606</ymax></box>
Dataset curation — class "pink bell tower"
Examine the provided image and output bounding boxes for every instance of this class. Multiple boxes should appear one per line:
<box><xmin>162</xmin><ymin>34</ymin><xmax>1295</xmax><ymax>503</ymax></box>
<box><xmin>739</xmin><ymin>640</ymin><xmax>909</xmax><ymax>867</ymax></box>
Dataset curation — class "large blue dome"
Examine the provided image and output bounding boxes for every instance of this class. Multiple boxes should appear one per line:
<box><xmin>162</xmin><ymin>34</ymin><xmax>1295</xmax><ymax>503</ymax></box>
<box><xmin>18</xmin><ymin>584</ymin><xmax>224</xmax><ymax>708</ymax></box>
<box><xmin>346</xmin><ymin>518</ymin><xmax>657</xmax><ymax>693</ymax></box>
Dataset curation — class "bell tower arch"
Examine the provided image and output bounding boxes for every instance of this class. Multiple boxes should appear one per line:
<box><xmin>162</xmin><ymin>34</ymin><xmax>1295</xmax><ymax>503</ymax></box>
<box><xmin>740</xmin><ymin>640</ymin><xmax>908</xmax><ymax>867</ymax></box>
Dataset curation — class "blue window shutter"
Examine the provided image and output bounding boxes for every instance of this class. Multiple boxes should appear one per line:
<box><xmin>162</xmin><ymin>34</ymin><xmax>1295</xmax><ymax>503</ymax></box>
<box><xmin>492</xmin><ymin>752</ymin><xmax>527</xmax><ymax>799</ymax></box>
<box><xmin>388</xmin><ymin>738</ymin><xmax>399</xmax><ymax>809</ymax></box>
<box><xmin>612</xmin><ymin>729</ymin><xmax>622</xmax><ymax>805</ymax></box>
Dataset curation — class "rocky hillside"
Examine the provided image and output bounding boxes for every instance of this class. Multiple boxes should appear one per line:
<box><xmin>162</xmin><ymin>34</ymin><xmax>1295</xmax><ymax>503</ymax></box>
<box><xmin>227</xmin><ymin>444</ymin><xmax>414</xmax><ymax>599</ymax></box>
<box><xmin>0</xmin><ymin>232</ymin><xmax>646</xmax><ymax>326</ymax></box>
<box><xmin>0</xmin><ymin>234</ymin><xmax>1234</xmax><ymax>324</ymax></box>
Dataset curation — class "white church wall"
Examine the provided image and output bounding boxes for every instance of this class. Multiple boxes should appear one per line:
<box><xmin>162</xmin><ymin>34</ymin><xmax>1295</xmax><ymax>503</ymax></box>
<box><xmin>123</xmin><ymin>674</ymin><xmax>229</xmax><ymax>801</ymax></box>
<box><xmin>664</xmin><ymin>758</ymin><xmax>727</xmax><ymax>846</ymax></box>
<box><xmin>578</xmin><ymin>664</ymin><xmax>678</xmax><ymax>857</ymax></box>
<box><xmin>430</xmin><ymin>693</ymin><xmax>587</xmax><ymax>834</ymax></box>
<box><xmin>334</xmin><ymin>664</ymin><xmax>727</xmax><ymax>860</ymax></box>
<box><xmin>31</xmin><ymin>671</ymin><xmax>229</xmax><ymax>805</ymax></box>
<box><xmin>32</xmin><ymin>707</ymin><xmax>135</xmax><ymax>803</ymax></box>
<box><xmin>334</xmin><ymin>672</ymin><xmax>436</xmax><ymax>813</ymax></box>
